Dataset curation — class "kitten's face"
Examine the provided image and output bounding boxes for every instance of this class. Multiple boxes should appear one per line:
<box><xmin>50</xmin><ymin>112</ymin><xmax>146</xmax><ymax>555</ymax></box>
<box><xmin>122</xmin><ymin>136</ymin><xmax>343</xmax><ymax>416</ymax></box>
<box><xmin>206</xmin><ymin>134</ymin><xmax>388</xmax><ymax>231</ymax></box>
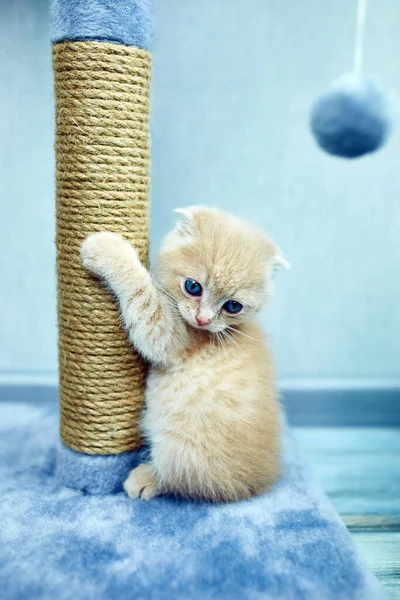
<box><xmin>156</xmin><ymin>207</ymin><xmax>288</xmax><ymax>333</ymax></box>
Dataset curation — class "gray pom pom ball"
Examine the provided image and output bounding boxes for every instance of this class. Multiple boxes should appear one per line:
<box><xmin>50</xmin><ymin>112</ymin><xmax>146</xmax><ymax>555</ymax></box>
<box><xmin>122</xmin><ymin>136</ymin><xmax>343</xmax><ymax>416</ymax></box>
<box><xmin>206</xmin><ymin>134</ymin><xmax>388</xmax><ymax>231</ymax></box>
<box><xmin>310</xmin><ymin>75</ymin><xmax>392</xmax><ymax>158</ymax></box>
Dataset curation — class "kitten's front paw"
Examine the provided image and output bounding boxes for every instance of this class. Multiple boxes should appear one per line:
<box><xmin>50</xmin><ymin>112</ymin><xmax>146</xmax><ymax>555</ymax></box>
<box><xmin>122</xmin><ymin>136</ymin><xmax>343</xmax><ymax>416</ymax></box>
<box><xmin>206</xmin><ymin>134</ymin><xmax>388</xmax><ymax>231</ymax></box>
<box><xmin>123</xmin><ymin>464</ymin><xmax>158</xmax><ymax>501</ymax></box>
<box><xmin>80</xmin><ymin>232</ymin><xmax>134</xmax><ymax>278</ymax></box>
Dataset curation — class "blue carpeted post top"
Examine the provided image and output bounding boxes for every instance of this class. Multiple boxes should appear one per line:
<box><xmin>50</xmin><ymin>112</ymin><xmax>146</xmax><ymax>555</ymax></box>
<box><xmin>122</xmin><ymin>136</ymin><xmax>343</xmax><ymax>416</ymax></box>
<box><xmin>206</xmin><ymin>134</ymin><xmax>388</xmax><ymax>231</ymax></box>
<box><xmin>50</xmin><ymin>0</ymin><xmax>155</xmax><ymax>50</ymax></box>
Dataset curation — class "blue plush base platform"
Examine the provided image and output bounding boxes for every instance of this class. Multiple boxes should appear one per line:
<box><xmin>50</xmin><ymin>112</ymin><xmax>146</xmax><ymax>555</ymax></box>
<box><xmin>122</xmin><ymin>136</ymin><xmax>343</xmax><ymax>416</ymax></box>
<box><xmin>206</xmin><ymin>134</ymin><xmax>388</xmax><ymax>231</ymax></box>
<box><xmin>0</xmin><ymin>402</ymin><xmax>386</xmax><ymax>600</ymax></box>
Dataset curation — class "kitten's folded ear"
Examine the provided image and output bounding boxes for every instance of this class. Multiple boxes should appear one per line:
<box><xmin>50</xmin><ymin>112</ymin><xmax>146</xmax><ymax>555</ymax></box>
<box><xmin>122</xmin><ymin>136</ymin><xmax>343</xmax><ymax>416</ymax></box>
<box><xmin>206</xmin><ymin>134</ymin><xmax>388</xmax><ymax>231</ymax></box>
<box><xmin>270</xmin><ymin>251</ymin><xmax>290</xmax><ymax>272</ymax></box>
<box><xmin>173</xmin><ymin>208</ymin><xmax>195</xmax><ymax>237</ymax></box>
<box><xmin>173</xmin><ymin>206</ymin><xmax>205</xmax><ymax>237</ymax></box>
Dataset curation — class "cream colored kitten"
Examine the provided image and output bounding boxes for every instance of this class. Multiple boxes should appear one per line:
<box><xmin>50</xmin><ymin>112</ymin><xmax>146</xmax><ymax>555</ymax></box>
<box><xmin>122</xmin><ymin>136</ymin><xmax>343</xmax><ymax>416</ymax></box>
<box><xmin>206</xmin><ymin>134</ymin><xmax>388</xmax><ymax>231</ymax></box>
<box><xmin>80</xmin><ymin>206</ymin><xmax>289</xmax><ymax>502</ymax></box>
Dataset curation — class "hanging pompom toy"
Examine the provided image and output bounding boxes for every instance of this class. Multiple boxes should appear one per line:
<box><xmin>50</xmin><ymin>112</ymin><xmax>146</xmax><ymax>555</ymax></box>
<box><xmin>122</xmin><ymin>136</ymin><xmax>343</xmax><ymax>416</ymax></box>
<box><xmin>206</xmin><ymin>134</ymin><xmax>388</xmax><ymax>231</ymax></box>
<box><xmin>310</xmin><ymin>0</ymin><xmax>394</xmax><ymax>159</ymax></box>
<box><xmin>310</xmin><ymin>75</ymin><xmax>391</xmax><ymax>158</ymax></box>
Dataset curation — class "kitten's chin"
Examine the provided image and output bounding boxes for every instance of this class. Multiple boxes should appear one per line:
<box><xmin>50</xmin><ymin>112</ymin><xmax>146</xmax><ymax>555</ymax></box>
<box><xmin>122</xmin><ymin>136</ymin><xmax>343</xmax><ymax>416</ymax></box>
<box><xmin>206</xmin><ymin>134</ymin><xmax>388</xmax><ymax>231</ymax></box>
<box><xmin>189</xmin><ymin>321</ymin><xmax>223</xmax><ymax>334</ymax></box>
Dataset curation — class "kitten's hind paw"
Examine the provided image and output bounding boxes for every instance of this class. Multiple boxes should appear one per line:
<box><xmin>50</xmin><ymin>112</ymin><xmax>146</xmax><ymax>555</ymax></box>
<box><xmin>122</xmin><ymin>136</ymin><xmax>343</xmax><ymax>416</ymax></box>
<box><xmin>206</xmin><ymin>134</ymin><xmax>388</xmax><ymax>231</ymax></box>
<box><xmin>123</xmin><ymin>464</ymin><xmax>159</xmax><ymax>501</ymax></box>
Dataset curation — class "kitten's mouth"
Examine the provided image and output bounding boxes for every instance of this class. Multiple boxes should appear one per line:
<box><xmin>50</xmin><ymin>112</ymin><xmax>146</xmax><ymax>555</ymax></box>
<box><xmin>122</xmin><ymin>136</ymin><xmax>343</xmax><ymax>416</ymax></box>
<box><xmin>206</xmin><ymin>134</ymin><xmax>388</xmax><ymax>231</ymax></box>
<box><xmin>191</xmin><ymin>321</ymin><xmax>213</xmax><ymax>331</ymax></box>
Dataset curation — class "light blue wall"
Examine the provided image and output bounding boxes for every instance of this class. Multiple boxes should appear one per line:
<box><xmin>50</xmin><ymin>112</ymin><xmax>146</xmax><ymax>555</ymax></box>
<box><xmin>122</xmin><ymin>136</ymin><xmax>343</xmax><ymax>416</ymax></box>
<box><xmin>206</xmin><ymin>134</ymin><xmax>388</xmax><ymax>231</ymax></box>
<box><xmin>1</xmin><ymin>0</ymin><xmax>400</xmax><ymax>383</ymax></box>
<box><xmin>0</xmin><ymin>0</ymin><xmax>56</xmax><ymax>378</ymax></box>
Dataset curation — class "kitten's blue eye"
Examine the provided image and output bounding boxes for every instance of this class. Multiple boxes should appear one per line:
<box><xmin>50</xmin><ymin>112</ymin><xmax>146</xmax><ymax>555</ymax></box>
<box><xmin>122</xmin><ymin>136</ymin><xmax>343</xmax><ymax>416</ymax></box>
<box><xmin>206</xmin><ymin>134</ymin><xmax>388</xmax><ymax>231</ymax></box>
<box><xmin>184</xmin><ymin>279</ymin><xmax>202</xmax><ymax>296</ymax></box>
<box><xmin>223</xmin><ymin>300</ymin><xmax>243</xmax><ymax>314</ymax></box>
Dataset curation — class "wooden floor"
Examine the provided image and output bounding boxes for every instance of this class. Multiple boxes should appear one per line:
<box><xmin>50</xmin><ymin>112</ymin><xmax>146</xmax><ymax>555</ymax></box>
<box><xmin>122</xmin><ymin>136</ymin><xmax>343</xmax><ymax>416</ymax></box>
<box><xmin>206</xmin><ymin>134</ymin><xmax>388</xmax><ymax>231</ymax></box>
<box><xmin>294</xmin><ymin>427</ymin><xmax>400</xmax><ymax>599</ymax></box>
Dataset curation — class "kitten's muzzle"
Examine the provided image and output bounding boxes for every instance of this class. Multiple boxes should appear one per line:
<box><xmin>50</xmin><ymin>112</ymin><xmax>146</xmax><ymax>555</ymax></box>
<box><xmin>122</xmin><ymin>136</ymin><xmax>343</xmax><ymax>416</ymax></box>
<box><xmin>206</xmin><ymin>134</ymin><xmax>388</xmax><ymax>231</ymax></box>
<box><xmin>196</xmin><ymin>316</ymin><xmax>212</xmax><ymax>327</ymax></box>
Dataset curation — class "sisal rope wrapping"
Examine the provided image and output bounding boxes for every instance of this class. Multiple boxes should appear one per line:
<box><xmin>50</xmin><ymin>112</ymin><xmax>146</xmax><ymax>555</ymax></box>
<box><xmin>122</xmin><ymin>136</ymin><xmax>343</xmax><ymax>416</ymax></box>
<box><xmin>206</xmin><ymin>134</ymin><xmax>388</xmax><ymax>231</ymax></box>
<box><xmin>53</xmin><ymin>41</ymin><xmax>151</xmax><ymax>454</ymax></box>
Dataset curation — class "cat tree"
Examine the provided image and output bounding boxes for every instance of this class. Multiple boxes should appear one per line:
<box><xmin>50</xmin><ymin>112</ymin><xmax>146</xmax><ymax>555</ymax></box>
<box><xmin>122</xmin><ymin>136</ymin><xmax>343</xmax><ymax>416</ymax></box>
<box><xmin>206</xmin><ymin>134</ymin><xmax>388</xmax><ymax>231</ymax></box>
<box><xmin>0</xmin><ymin>0</ymin><xmax>379</xmax><ymax>597</ymax></box>
<box><xmin>52</xmin><ymin>0</ymin><xmax>153</xmax><ymax>492</ymax></box>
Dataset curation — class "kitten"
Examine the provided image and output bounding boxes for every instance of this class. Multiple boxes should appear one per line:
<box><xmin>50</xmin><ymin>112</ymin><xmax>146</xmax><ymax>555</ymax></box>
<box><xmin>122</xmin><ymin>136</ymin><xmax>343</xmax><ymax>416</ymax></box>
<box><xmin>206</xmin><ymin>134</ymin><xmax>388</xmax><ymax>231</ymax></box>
<box><xmin>80</xmin><ymin>206</ymin><xmax>289</xmax><ymax>502</ymax></box>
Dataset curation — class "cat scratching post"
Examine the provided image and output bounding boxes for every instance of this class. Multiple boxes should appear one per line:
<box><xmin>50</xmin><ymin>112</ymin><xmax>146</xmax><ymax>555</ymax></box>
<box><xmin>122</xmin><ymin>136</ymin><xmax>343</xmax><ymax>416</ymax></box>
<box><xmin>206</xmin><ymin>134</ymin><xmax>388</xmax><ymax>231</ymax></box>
<box><xmin>0</xmin><ymin>4</ymin><xmax>388</xmax><ymax>597</ymax></box>
<box><xmin>51</xmin><ymin>0</ymin><xmax>154</xmax><ymax>493</ymax></box>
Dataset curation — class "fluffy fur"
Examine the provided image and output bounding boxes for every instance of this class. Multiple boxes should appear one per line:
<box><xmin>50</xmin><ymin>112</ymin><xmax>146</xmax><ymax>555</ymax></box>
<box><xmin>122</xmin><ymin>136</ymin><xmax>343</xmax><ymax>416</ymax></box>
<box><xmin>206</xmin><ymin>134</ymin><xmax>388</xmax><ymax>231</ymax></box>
<box><xmin>80</xmin><ymin>207</ymin><xmax>289</xmax><ymax>502</ymax></box>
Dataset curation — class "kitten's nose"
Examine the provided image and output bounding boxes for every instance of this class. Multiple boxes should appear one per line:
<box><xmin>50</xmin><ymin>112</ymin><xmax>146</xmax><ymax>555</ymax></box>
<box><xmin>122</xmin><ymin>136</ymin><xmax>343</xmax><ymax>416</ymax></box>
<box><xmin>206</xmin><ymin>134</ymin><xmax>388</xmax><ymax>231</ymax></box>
<box><xmin>196</xmin><ymin>316</ymin><xmax>212</xmax><ymax>327</ymax></box>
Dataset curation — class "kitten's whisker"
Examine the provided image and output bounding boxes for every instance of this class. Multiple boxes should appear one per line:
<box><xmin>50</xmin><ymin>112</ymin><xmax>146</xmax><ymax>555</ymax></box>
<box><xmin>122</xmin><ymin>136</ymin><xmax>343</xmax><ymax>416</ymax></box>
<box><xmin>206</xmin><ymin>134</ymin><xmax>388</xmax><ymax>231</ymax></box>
<box><xmin>220</xmin><ymin>333</ymin><xmax>227</xmax><ymax>356</ymax></box>
<box><xmin>222</xmin><ymin>329</ymin><xmax>242</xmax><ymax>352</ymax></box>
<box><xmin>153</xmin><ymin>282</ymin><xmax>202</xmax><ymax>335</ymax></box>
<box><xmin>152</xmin><ymin>281</ymin><xmax>191</xmax><ymax>328</ymax></box>
<box><xmin>216</xmin><ymin>331</ymin><xmax>227</xmax><ymax>356</ymax></box>
<box><xmin>226</xmin><ymin>331</ymin><xmax>243</xmax><ymax>353</ymax></box>
<box><xmin>221</xmin><ymin>329</ymin><xmax>233</xmax><ymax>348</ymax></box>
<box><xmin>211</xmin><ymin>332</ymin><xmax>216</xmax><ymax>351</ymax></box>
<box><xmin>225</xmin><ymin>325</ymin><xmax>260</xmax><ymax>344</ymax></box>
<box><xmin>221</xmin><ymin>333</ymin><xmax>229</xmax><ymax>356</ymax></box>
<box><xmin>153</xmin><ymin>281</ymin><xmax>179</xmax><ymax>307</ymax></box>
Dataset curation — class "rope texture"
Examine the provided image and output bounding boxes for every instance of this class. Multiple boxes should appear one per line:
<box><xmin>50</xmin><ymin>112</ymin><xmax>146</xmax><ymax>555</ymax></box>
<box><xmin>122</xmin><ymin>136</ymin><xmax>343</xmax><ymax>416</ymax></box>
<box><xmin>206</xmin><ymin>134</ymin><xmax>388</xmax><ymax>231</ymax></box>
<box><xmin>53</xmin><ymin>41</ymin><xmax>151</xmax><ymax>454</ymax></box>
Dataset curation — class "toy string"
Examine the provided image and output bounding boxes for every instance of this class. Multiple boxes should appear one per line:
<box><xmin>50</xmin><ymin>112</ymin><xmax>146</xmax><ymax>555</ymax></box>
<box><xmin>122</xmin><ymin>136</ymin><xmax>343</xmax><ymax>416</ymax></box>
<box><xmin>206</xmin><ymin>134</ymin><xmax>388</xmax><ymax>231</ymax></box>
<box><xmin>354</xmin><ymin>0</ymin><xmax>368</xmax><ymax>78</ymax></box>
